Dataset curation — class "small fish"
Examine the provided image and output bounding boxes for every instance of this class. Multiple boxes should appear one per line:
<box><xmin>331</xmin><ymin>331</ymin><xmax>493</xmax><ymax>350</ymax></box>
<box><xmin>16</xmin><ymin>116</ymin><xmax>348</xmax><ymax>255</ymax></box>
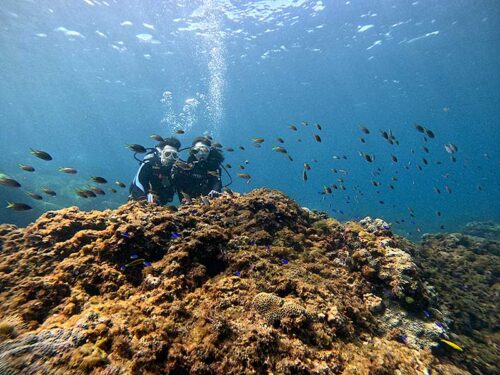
<box><xmin>224</xmin><ymin>163</ymin><xmax>232</xmax><ymax>169</ymax></box>
<box><xmin>234</xmin><ymin>271</ymin><xmax>241</xmax><ymax>276</ymax></box>
<box><xmin>26</xmin><ymin>192</ymin><xmax>43</xmax><ymax>200</ymax></box>
<box><xmin>212</xmin><ymin>142</ymin><xmax>223</xmax><ymax>149</ymax></box>
<box><xmin>6</xmin><ymin>202</ymin><xmax>32</xmax><ymax>211</ymax></box>
<box><xmin>252</xmin><ymin>137</ymin><xmax>265</xmax><ymax>144</ymax></box>
<box><xmin>281</xmin><ymin>259</ymin><xmax>289</xmax><ymax>264</ymax></box>
<box><xmin>391</xmin><ymin>155</ymin><xmax>398</xmax><ymax>163</ymax></box>
<box><xmin>380</xmin><ymin>130</ymin><xmax>389</xmax><ymax>140</ymax></box>
<box><xmin>126</xmin><ymin>144</ymin><xmax>147</xmax><ymax>153</ymax></box>
<box><xmin>18</xmin><ymin>164</ymin><xmax>35</xmax><ymax>172</ymax></box>
<box><xmin>244</xmin><ymin>160</ymin><xmax>249</xmax><ymax>164</ymax></box>
<box><xmin>276</xmin><ymin>137</ymin><xmax>285</xmax><ymax>143</ymax></box>
<box><xmin>30</xmin><ymin>148</ymin><xmax>52</xmax><ymax>161</ymax></box>
<box><xmin>360</xmin><ymin>126</ymin><xmax>370</xmax><ymax>134</ymax></box>
<box><xmin>201</xmin><ymin>196</ymin><xmax>210</xmax><ymax>206</ymax></box>
<box><xmin>143</xmin><ymin>261</ymin><xmax>152</xmax><ymax>267</ymax></box>
<box><xmin>90</xmin><ymin>187</ymin><xmax>105</xmax><ymax>195</ymax></box>
<box><xmin>286</xmin><ymin>154</ymin><xmax>293</xmax><ymax>162</ymax></box>
<box><xmin>175</xmin><ymin>129</ymin><xmax>185</xmax><ymax>134</ymax></box>
<box><xmin>59</xmin><ymin>167</ymin><xmax>78</xmax><ymax>174</ymax></box>
<box><xmin>223</xmin><ymin>187</ymin><xmax>234</xmax><ymax>196</ymax></box>
<box><xmin>423</xmin><ymin>310</ymin><xmax>431</xmax><ymax>318</ymax></box>
<box><xmin>0</xmin><ymin>176</ymin><xmax>21</xmax><ymax>188</ymax></box>
<box><xmin>84</xmin><ymin>190</ymin><xmax>97</xmax><ymax>198</ymax></box>
<box><xmin>125</xmin><ymin>258</ymin><xmax>146</xmax><ymax>268</ymax></box>
<box><xmin>401</xmin><ymin>335</ymin><xmax>408</xmax><ymax>344</ymax></box>
<box><xmin>359</xmin><ymin>152</ymin><xmax>374</xmax><ymax>163</ymax></box>
<box><xmin>440</xmin><ymin>339</ymin><xmax>463</xmax><ymax>352</ymax></box>
<box><xmin>422</xmin><ymin>158</ymin><xmax>428</xmax><ymax>165</ymax></box>
<box><xmin>237</xmin><ymin>173</ymin><xmax>251</xmax><ymax>180</ymax></box>
<box><xmin>109</xmin><ymin>188</ymin><xmax>117</xmax><ymax>193</ymax></box>
<box><xmin>130</xmin><ymin>254</ymin><xmax>139</xmax><ymax>260</ymax></box>
<box><xmin>422</xmin><ymin>146</ymin><xmax>429</xmax><ymax>153</ymax></box>
<box><xmin>313</xmin><ymin>134</ymin><xmax>322</xmax><ymax>142</ymax></box>
<box><xmin>324</xmin><ymin>186</ymin><xmax>332</xmax><ymax>194</ymax></box>
<box><xmin>444</xmin><ymin>143</ymin><xmax>458</xmax><ymax>154</ymax></box>
<box><xmin>303</xmin><ymin>170</ymin><xmax>308</xmax><ymax>181</ymax></box>
<box><xmin>315</xmin><ymin>123</ymin><xmax>322</xmax><ymax>130</ymax></box>
<box><xmin>42</xmin><ymin>188</ymin><xmax>56</xmax><ymax>196</ymax></box>
<box><xmin>91</xmin><ymin>176</ymin><xmax>107</xmax><ymax>184</ymax></box>
<box><xmin>303</xmin><ymin>163</ymin><xmax>311</xmax><ymax>170</ymax></box>
<box><xmin>359</xmin><ymin>137</ymin><xmax>366</xmax><ymax>143</ymax></box>
<box><xmin>75</xmin><ymin>189</ymin><xmax>89</xmax><ymax>198</ymax></box>
<box><xmin>171</xmin><ymin>232</ymin><xmax>181</xmax><ymax>239</ymax></box>
<box><xmin>436</xmin><ymin>211</ymin><xmax>441</xmax><ymax>216</ymax></box>
<box><xmin>207</xmin><ymin>170</ymin><xmax>219</xmax><ymax>177</ymax></box>
<box><xmin>289</xmin><ymin>125</ymin><xmax>298</xmax><ymax>131</ymax></box>
<box><xmin>445</xmin><ymin>185</ymin><xmax>452</xmax><ymax>194</ymax></box>
<box><xmin>238</xmin><ymin>165</ymin><xmax>245</xmax><ymax>170</ymax></box>
<box><xmin>115</xmin><ymin>181</ymin><xmax>126</xmax><ymax>188</ymax></box>
<box><xmin>225</xmin><ymin>147</ymin><xmax>234</xmax><ymax>152</ymax></box>
<box><xmin>239</xmin><ymin>146</ymin><xmax>245</xmax><ymax>151</ymax></box>
<box><xmin>414</xmin><ymin>124</ymin><xmax>425</xmax><ymax>133</ymax></box>
<box><xmin>272</xmin><ymin>146</ymin><xmax>287</xmax><ymax>154</ymax></box>
<box><xmin>301</xmin><ymin>121</ymin><xmax>308</xmax><ymax>126</ymax></box>
<box><xmin>424</xmin><ymin>128</ymin><xmax>435</xmax><ymax>138</ymax></box>
<box><xmin>150</xmin><ymin>134</ymin><xmax>164</xmax><ymax>142</ymax></box>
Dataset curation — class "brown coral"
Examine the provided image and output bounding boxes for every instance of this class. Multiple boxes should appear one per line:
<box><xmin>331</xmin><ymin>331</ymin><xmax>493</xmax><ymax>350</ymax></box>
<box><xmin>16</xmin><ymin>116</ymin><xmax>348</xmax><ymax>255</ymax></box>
<box><xmin>0</xmin><ymin>188</ymin><xmax>485</xmax><ymax>374</ymax></box>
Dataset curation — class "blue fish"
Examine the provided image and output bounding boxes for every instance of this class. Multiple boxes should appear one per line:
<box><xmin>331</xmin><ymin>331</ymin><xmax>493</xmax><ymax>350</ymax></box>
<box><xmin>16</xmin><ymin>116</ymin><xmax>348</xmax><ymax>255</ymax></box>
<box><xmin>401</xmin><ymin>335</ymin><xmax>408</xmax><ymax>344</ymax></box>
<box><xmin>281</xmin><ymin>259</ymin><xmax>289</xmax><ymax>264</ymax></box>
<box><xmin>143</xmin><ymin>261</ymin><xmax>152</xmax><ymax>267</ymax></box>
<box><xmin>120</xmin><ymin>265</ymin><xmax>126</xmax><ymax>271</ymax></box>
<box><xmin>339</xmin><ymin>210</ymin><xmax>344</xmax><ymax>215</ymax></box>
<box><xmin>121</xmin><ymin>231</ymin><xmax>130</xmax><ymax>238</ymax></box>
<box><xmin>234</xmin><ymin>271</ymin><xmax>241</xmax><ymax>276</ymax></box>
<box><xmin>171</xmin><ymin>232</ymin><xmax>181</xmax><ymax>239</ymax></box>
<box><xmin>265</xmin><ymin>245</ymin><xmax>270</xmax><ymax>252</ymax></box>
<box><xmin>130</xmin><ymin>254</ymin><xmax>138</xmax><ymax>260</ymax></box>
<box><xmin>383</xmin><ymin>225</ymin><xmax>390</xmax><ymax>230</ymax></box>
<box><xmin>423</xmin><ymin>310</ymin><xmax>431</xmax><ymax>318</ymax></box>
<box><xmin>435</xmin><ymin>321</ymin><xmax>444</xmax><ymax>329</ymax></box>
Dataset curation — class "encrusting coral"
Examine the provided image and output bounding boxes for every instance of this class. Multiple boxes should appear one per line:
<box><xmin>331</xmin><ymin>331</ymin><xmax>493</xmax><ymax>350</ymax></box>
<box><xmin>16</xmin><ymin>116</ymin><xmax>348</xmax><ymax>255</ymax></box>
<box><xmin>0</xmin><ymin>188</ymin><xmax>497</xmax><ymax>374</ymax></box>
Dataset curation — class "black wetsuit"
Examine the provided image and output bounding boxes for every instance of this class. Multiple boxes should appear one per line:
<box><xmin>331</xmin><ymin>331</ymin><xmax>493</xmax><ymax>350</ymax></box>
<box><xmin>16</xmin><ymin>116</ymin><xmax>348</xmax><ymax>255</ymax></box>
<box><xmin>129</xmin><ymin>153</ymin><xmax>176</xmax><ymax>205</ymax></box>
<box><xmin>172</xmin><ymin>152</ymin><xmax>222</xmax><ymax>199</ymax></box>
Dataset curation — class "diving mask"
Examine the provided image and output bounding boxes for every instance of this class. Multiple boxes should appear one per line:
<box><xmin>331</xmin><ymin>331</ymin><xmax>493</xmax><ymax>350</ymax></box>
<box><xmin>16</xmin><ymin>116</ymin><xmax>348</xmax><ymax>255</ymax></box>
<box><xmin>191</xmin><ymin>142</ymin><xmax>210</xmax><ymax>161</ymax></box>
<box><xmin>159</xmin><ymin>145</ymin><xmax>179</xmax><ymax>166</ymax></box>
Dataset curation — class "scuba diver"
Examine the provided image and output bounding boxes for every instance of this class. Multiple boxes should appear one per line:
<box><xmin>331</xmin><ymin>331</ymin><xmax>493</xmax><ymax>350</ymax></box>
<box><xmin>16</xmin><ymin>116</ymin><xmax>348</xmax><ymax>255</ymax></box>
<box><xmin>172</xmin><ymin>136</ymin><xmax>225</xmax><ymax>201</ymax></box>
<box><xmin>129</xmin><ymin>137</ymin><xmax>181</xmax><ymax>205</ymax></box>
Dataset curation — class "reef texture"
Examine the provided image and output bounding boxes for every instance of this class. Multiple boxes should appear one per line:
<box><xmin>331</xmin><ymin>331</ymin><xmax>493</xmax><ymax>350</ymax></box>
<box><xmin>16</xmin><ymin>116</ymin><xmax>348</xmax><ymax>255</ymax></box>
<box><xmin>0</xmin><ymin>188</ymin><xmax>497</xmax><ymax>374</ymax></box>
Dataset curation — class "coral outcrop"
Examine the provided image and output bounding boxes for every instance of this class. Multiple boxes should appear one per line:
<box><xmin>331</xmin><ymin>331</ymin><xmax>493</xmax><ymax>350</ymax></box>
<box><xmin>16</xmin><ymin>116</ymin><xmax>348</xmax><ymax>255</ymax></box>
<box><xmin>0</xmin><ymin>188</ymin><xmax>496</xmax><ymax>374</ymax></box>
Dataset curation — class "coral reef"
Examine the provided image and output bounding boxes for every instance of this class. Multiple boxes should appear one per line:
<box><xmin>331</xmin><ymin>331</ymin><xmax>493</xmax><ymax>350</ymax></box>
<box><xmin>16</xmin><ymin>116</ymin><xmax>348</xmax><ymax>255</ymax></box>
<box><xmin>415</xmin><ymin>230</ymin><xmax>499</xmax><ymax>374</ymax></box>
<box><xmin>0</xmin><ymin>188</ymin><xmax>496</xmax><ymax>374</ymax></box>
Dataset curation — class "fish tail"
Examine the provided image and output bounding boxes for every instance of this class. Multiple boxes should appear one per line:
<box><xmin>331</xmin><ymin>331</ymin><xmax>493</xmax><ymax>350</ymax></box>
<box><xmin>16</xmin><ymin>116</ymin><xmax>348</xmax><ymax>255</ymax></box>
<box><xmin>6</xmin><ymin>202</ymin><xmax>13</xmax><ymax>208</ymax></box>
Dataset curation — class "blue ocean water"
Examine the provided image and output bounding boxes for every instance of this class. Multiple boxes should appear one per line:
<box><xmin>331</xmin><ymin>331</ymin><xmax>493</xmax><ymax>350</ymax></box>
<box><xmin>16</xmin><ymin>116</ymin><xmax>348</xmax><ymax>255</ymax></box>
<box><xmin>0</xmin><ymin>0</ymin><xmax>499</xmax><ymax>239</ymax></box>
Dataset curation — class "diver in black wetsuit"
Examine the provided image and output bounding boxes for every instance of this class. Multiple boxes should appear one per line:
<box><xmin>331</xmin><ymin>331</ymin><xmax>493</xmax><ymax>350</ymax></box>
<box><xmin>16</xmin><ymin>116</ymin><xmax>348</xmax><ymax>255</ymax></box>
<box><xmin>172</xmin><ymin>136</ymin><xmax>224</xmax><ymax>201</ymax></box>
<box><xmin>129</xmin><ymin>137</ymin><xmax>181</xmax><ymax>205</ymax></box>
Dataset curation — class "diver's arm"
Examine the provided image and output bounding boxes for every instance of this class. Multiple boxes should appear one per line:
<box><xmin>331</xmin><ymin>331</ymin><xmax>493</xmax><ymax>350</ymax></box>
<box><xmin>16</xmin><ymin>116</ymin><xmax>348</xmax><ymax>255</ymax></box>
<box><xmin>129</xmin><ymin>163</ymin><xmax>152</xmax><ymax>200</ymax></box>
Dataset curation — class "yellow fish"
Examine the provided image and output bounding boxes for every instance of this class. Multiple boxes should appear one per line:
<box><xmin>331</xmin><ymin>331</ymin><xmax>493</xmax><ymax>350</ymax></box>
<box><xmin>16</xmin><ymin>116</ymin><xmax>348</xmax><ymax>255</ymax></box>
<box><xmin>440</xmin><ymin>339</ymin><xmax>463</xmax><ymax>351</ymax></box>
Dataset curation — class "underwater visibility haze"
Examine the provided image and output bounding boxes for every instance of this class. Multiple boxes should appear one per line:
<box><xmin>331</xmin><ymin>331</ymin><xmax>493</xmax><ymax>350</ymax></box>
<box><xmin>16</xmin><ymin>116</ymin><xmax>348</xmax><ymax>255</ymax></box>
<box><xmin>0</xmin><ymin>0</ymin><xmax>499</xmax><ymax>237</ymax></box>
<box><xmin>1</xmin><ymin>1</ymin><xmax>500</xmax><ymax>374</ymax></box>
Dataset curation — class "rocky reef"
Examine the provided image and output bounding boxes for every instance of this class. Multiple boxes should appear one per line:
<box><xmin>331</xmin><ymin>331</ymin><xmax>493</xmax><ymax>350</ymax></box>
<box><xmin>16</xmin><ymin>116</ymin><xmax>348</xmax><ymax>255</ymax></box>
<box><xmin>0</xmin><ymin>188</ymin><xmax>497</xmax><ymax>374</ymax></box>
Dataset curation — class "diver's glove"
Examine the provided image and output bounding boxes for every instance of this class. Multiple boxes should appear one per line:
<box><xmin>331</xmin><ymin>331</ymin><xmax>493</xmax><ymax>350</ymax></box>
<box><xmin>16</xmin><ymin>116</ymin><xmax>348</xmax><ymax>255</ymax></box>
<box><xmin>208</xmin><ymin>190</ymin><xmax>220</xmax><ymax>198</ymax></box>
